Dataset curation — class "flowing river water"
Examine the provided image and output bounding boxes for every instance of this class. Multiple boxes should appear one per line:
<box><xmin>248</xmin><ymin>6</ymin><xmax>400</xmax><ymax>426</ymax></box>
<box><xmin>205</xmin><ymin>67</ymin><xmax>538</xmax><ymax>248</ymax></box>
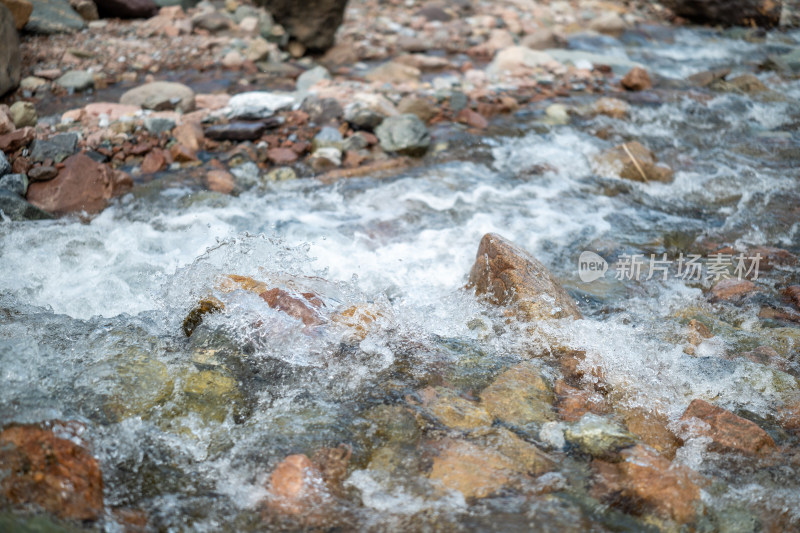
<box><xmin>1</xmin><ymin>24</ymin><xmax>800</xmax><ymax>532</ymax></box>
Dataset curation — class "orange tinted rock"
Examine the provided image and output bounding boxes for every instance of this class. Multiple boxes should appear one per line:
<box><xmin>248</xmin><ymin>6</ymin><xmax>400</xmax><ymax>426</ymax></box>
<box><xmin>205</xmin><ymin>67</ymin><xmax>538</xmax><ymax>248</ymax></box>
<box><xmin>169</xmin><ymin>143</ymin><xmax>197</xmax><ymax>162</ymax></box>
<box><xmin>428</xmin><ymin>439</ymin><xmax>516</xmax><ymax>499</ymax></box>
<box><xmin>0</xmin><ymin>126</ymin><xmax>35</xmax><ymax>152</ymax></box>
<box><xmin>617</xmin><ymin>445</ymin><xmax>702</xmax><ymax>523</ymax></box>
<box><xmin>183</xmin><ymin>296</ymin><xmax>225</xmax><ymax>337</ymax></box>
<box><xmin>456</xmin><ymin>108</ymin><xmax>488</xmax><ymax>129</ymax></box>
<box><xmin>141</xmin><ymin>148</ymin><xmax>166</xmax><ymax>173</ymax></box>
<box><xmin>266</xmin><ymin>454</ymin><xmax>329</xmax><ymax>515</ymax></box>
<box><xmin>467</xmin><ymin>233</ymin><xmax>581</xmax><ymax>321</ymax></box>
<box><xmin>554</xmin><ymin>379</ymin><xmax>608</xmax><ymax>422</ymax></box>
<box><xmin>207</xmin><ymin>169</ymin><xmax>235</xmax><ymax>194</ymax></box>
<box><xmin>173</xmin><ymin>122</ymin><xmax>204</xmax><ymax>153</ymax></box>
<box><xmin>680</xmin><ymin>399</ymin><xmax>776</xmax><ymax>455</ymax></box>
<box><xmin>684</xmin><ymin>319</ymin><xmax>713</xmax><ymax>355</ymax></box>
<box><xmin>621</xmin><ymin>67</ymin><xmax>652</xmax><ymax>91</ymax></box>
<box><xmin>26</xmin><ymin>153</ymin><xmax>128</xmax><ymax>214</ymax></box>
<box><xmin>709</xmin><ymin>278</ymin><xmax>757</xmax><ymax>302</ymax></box>
<box><xmin>260</xmin><ymin>288</ymin><xmax>324</xmax><ymax>326</ymax></box>
<box><xmin>748</xmin><ymin>246</ymin><xmax>797</xmax><ymax>271</ymax></box>
<box><xmin>622</xmin><ymin>407</ymin><xmax>680</xmax><ymax>459</ymax></box>
<box><xmin>782</xmin><ymin>285</ymin><xmax>800</xmax><ymax>310</ymax></box>
<box><xmin>330</xmin><ymin>303</ymin><xmax>384</xmax><ymax>340</ymax></box>
<box><xmin>0</xmin><ymin>421</ymin><xmax>104</xmax><ymax>521</ymax></box>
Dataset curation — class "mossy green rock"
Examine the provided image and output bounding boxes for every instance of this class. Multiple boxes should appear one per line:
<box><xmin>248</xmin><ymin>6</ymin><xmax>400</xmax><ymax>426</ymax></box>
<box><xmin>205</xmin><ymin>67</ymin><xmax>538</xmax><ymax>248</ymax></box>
<box><xmin>564</xmin><ymin>413</ymin><xmax>637</xmax><ymax>456</ymax></box>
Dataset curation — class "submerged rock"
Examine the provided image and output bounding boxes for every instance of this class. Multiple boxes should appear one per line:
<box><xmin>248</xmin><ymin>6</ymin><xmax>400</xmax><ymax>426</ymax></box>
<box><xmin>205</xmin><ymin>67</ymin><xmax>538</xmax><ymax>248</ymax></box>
<box><xmin>594</xmin><ymin>141</ymin><xmax>674</xmax><ymax>183</ymax></box>
<box><xmin>480</xmin><ymin>362</ymin><xmax>556</xmax><ymax>426</ymax></box>
<box><xmin>0</xmin><ymin>421</ymin><xmax>104</xmax><ymax>521</ymax></box>
<box><xmin>423</xmin><ymin>387</ymin><xmax>493</xmax><ymax>431</ymax></box>
<box><xmin>375</xmin><ymin>114</ymin><xmax>430</xmax><ymax>156</ymax></box>
<box><xmin>661</xmin><ymin>0</ymin><xmax>781</xmax><ymax>27</ymax></box>
<box><xmin>467</xmin><ymin>233</ymin><xmax>582</xmax><ymax>321</ymax></box>
<box><xmin>477</xmin><ymin>427</ymin><xmax>556</xmax><ymax>476</ymax></box>
<box><xmin>181</xmin><ymin>369</ymin><xmax>246</xmax><ymax>423</ymax></box>
<box><xmin>100</xmin><ymin>350</ymin><xmax>174</xmax><ymax>422</ymax></box>
<box><xmin>428</xmin><ymin>439</ymin><xmax>516</xmax><ymax>499</ymax></box>
<box><xmin>680</xmin><ymin>399</ymin><xmax>776</xmax><ymax>455</ymax></box>
<box><xmin>265</xmin><ymin>454</ymin><xmax>331</xmax><ymax>518</ymax></box>
<box><xmin>564</xmin><ymin>413</ymin><xmax>636</xmax><ymax>456</ymax></box>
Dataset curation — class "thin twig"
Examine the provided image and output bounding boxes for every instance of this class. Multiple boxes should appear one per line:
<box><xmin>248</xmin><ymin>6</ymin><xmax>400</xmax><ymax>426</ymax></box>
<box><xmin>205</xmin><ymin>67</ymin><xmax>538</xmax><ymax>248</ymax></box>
<box><xmin>622</xmin><ymin>143</ymin><xmax>649</xmax><ymax>182</ymax></box>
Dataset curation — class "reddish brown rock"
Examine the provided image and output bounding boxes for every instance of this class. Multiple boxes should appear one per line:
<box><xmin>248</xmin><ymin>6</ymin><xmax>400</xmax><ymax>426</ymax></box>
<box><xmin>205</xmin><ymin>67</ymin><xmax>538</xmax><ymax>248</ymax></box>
<box><xmin>622</xmin><ymin>407</ymin><xmax>681</xmax><ymax>459</ymax></box>
<box><xmin>456</xmin><ymin>108</ymin><xmax>488</xmax><ymax>129</ymax></box>
<box><xmin>680</xmin><ymin>399</ymin><xmax>776</xmax><ymax>455</ymax></box>
<box><xmin>26</xmin><ymin>153</ymin><xmax>130</xmax><ymax>214</ymax></box>
<box><xmin>709</xmin><ymin>278</ymin><xmax>758</xmax><ymax>302</ymax></box>
<box><xmin>554</xmin><ymin>379</ymin><xmax>608</xmax><ymax>422</ymax></box>
<box><xmin>169</xmin><ymin>143</ymin><xmax>197</xmax><ymax>163</ymax></box>
<box><xmin>173</xmin><ymin>122</ymin><xmax>204</xmax><ymax>153</ymax></box>
<box><xmin>783</xmin><ymin>285</ymin><xmax>800</xmax><ymax>310</ymax></box>
<box><xmin>267</xmin><ymin>147</ymin><xmax>298</xmax><ymax>165</ymax></box>
<box><xmin>0</xmin><ymin>421</ymin><xmax>104</xmax><ymax>521</ymax></box>
<box><xmin>207</xmin><ymin>169</ymin><xmax>235</xmax><ymax>194</ymax></box>
<box><xmin>467</xmin><ymin>233</ymin><xmax>582</xmax><ymax>321</ymax></box>
<box><xmin>0</xmin><ymin>126</ymin><xmax>34</xmax><ymax>152</ymax></box>
<box><xmin>260</xmin><ymin>288</ymin><xmax>324</xmax><ymax>326</ymax></box>
<box><xmin>618</xmin><ymin>445</ymin><xmax>702</xmax><ymax>523</ymax></box>
<box><xmin>748</xmin><ymin>246</ymin><xmax>797</xmax><ymax>271</ymax></box>
<box><xmin>621</xmin><ymin>67</ymin><xmax>652</xmax><ymax>91</ymax></box>
<box><xmin>265</xmin><ymin>454</ymin><xmax>329</xmax><ymax>516</ymax></box>
<box><xmin>141</xmin><ymin>148</ymin><xmax>166</xmax><ymax>173</ymax></box>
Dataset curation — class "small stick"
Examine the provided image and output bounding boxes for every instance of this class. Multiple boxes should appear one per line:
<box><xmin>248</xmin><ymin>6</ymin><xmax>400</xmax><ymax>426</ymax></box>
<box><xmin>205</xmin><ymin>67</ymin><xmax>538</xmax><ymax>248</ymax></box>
<box><xmin>622</xmin><ymin>142</ymin><xmax>649</xmax><ymax>182</ymax></box>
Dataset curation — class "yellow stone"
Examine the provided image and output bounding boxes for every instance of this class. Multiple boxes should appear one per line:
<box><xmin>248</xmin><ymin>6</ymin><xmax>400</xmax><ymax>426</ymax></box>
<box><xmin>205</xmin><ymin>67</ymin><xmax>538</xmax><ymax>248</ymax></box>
<box><xmin>428</xmin><ymin>439</ymin><xmax>516</xmax><ymax>499</ymax></box>
<box><xmin>427</xmin><ymin>388</ymin><xmax>493</xmax><ymax>432</ymax></box>
<box><xmin>480</xmin><ymin>362</ymin><xmax>556</xmax><ymax>426</ymax></box>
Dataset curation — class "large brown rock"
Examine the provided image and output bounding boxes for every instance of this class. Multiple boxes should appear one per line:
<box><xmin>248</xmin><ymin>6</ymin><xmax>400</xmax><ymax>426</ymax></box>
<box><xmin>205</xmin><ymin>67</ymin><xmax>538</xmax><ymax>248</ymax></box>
<box><xmin>680</xmin><ymin>399</ymin><xmax>776</xmax><ymax>455</ymax></box>
<box><xmin>662</xmin><ymin>0</ymin><xmax>782</xmax><ymax>27</ymax></box>
<box><xmin>467</xmin><ymin>233</ymin><xmax>581</xmax><ymax>321</ymax></box>
<box><xmin>428</xmin><ymin>439</ymin><xmax>517</xmax><ymax>499</ymax></box>
<box><xmin>592</xmin><ymin>445</ymin><xmax>703</xmax><ymax>524</ymax></box>
<box><xmin>0</xmin><ymin>3</ymin><xmax>21</xmax><ymax>97</ymax></box>
<box><xmin>257</xmin><ymin>0</ymin><xmax>348</xmax><ymax>52</ymax></box>
<box><xmin>94</xmin><ymin>0</ymin><xmax>156</xmax><ymax>19</ymax></box>
<box><xmin>1</xmin><ymin>0</ymin><xmax>32</xmax><ymax>29</ymax></box>
<box><xmin>26</xmin><ymin>153</ymin><xmax>132</xmax><ymax>214</ymax></box>
<box><xmin>0</xmin><ymin>421</ymin><xmax>104</xmax><ymax>521</ymax></box>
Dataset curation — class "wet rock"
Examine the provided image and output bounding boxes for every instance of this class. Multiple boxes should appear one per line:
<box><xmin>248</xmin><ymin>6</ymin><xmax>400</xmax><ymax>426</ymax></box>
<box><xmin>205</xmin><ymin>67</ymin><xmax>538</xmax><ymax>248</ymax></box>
<box><xmin>169</xmin><ymin>143</ymin><xmax>197</xmax><ymax>162</ymax></box>
<box><xmin>24</xmin><ymin>0</ymin><xmax>85</xmax><ymax>33</ymax></box>
<box><xmin>0</xmin><ymin>421</ymin><xmax>103</xmax><ymax>521</ymax></box>
<box><xmin>191</xmin><ymin>10</ymin><xmax>230</xmax><ymax>32</ymax></box>
<box><xmin>69</xmin><ymin>0</ymin><xmax>98</xmax><ymax>21</ymax></box>
<box><xmin>100</xmin><ymin>351</ymin><xmax>174</xmax><ymax>421</ymax></box>
<box><xmin>181</xmin><ymin>369</ymin><xmax>245</xmax><ymax>423</ymax></box>
<box><xmin>296</xmin><ymin>65</ymin><xmax>330</xmax><ymax>93</ymax></box>
<box><xmin>661</xmin><ymin>0</ymin><xmax>781</xmax><ymax>27</ymax></box>
<box><xmin>428</xmin><ymin>439</ymin><xmax>516</xmax><ymax>499</ymax></box>
<box><xmin>467</xmin><ymin>233</ymin><xmax>582</xmax><ymax>320</ymax></box>
<box><xmin>27</xmin><ymin>165</ymin><xmax>58</xmax><ymax>182</ymax></box>
<box><xmin>8</xmin><ymin>101</ymin><xmax>36</xmax><ymax>127</ymax></box>
<box><xmin>0</xmin><ymin>126</ymin><xmax>34</xmax><ymax>151</ymax></box>
<box><xmin>456</xmin><ymin>108</ymin><xmax>488</xmax><ymax>129</ymax></box>
<box><xmin>594</xmin><ymin>444</ymin><xmax>703</xmax><ymax>523</ymax></box>
<box><xmin>477</xmin><ymin>427</ymin><xmax>556</xmax><ymax>476</ymax></box>
<box><xmin>218</xmin><ymin>275</ymin><xmax>325</xmax><ymax>326</ymax></box>
<box><xmin>396</xmin><ymin>95</ymin><xmax>437</xmax><ymax>123</ymax></box>
<box><xmin>267</xmin><ymin>147</ymin><xmax>297</xmax><ymax>165</ymax></box>
<box><xmin>684</xmin><ymin>318</ymin><xmax>713</xmax><ymax>355</ymax></box>
<box><xmin>55</xmin><ymin>69</ymin><xmax>94</xmax><ymax>91</ymax></box>
<box><xmin>554</xmin><ymin>380</ymin><xmax>608</xmax><ymax>422</ymax></box>
<box><xmin>783</xmin><ymin>285</ymin><xmax>800</xmax><ymax>310</ymax></box>
<box><xmin>30</xmin><ymin>132</ymin><xmax>78</xmax><ymax>163</ymax></box>
<box><xmin>0</xmin><ymin>188</ymin><xmax>51</xmax><ymax>219</ymax></box>
<box><xmin>592</xmin><ymin>97</ymin><xmax>630</xmax><ymax>119</ymax></box>
<box><xmin>621</xmin><ymin>67</ymin><xmax>652</xmax><ymax>91</ymax></box>
<box><xmin>589</xmin><ymin>12</ymin><xmax>626</xmax><ymax>36</ymax></box>
<box><xmin>227</xmin><ymin>91</ymin><xmax>294</xmax><ymax>119</ymax></box>
<box><xmin>265</xmin><ymin>454</ymin><xmax>330</xmax><ymax>516</ymax></box>
<box><xmin>183</xmin><ymin>296</ymin><xmax>224</xmax><ymax>337</ymax></box>
<box><xmin>680</xmin><ymin>399</ymin><xmax>776</xmax><ymax>455</ymax></box>
<box><xmin>374</xmin><ymin>114</ymin><xmax>430</xmax><ymax>157</ymax></box>
<box><xmin>312</xmin><ymin>444</ymin><xmax>352</xmax><ymax>489</ymax></box>
<box><xmin>1</xmin><ymin>0</ymin><xmax>32</xmax><ymax>29</ymax></box>
<box><xmin>300</xmin><ymin>95</ymin><xmax>343</xmax><ymax>124</ymax></box>
<box><xmin>344</xmin><ymin>93</ymin><xmax>397</xmax><ymax>131</ymax></box>
<box><xmin>266</xmin><ymin>166</ymin><xmax>296</xmax><ymax>181</ymax></box>
<box><xmin>622</xmin><ymin>408</ymin><xmax>681</xmax><ymax>459</ymax></box>
<box><xmin>363</xmin><ymin>404</ymin><xmax>420</xmax><ymax>445</ymax></box>
<box><xmin>205</xmin><ymin>121</ymin><xmax>267</xmax><ymax>141</ymax></box>
<box><xmin>309</xmin><ymin>146</ymin><xmax>341</xmax><ymax>172</ymax></box>
<box><xmin>27</xmin><ymin>153</ymin><xmax>131</xmax><ymax>214</ymax></box>
<box><xmin>140</xmin><ymin>148</ymin><xmax>166</xmax><ymax>173</ymax></box>
<box><xmin>487</xmin><ymin>46</ymin><xmax>556</xmax><ymax>76</ymax></box>
<box><xmin>565</xmin><ymin>413</ymin><xmax>636</xmax><ymax>456</ymax></box>
<box><xmin>521</xmin><ymin>28</ymin><xmax>558</xmax><ymax>50</ymax></box>
<box><xmin>0</xmin><ymin>4</ymin><xmax>20</xmax><ymax>97</ymax></box>
<box><xmin>480</xmin><ymin>362</ymin><xmax>556</xmax><ymax>426</ymax></box>
<box><xmin>709</xmin><ymin>278</ymin><xmax>758</xmax><ymax>302</ymax></box>
<box><xmin>365</xmin><ymin>61</ymin><xmax>421</xmax><ymax>84</ymax></box>
<box><xmin>687</xmin><ymin>67</ymin><xmax>730</xmax><ymax>87</ymax></box>
<box><xmin>207</xmin><ymin>169</ymin><xmax>235</xmax><ymax>194</ymax></box>
<box><xmin>254</xmin><ymin>0</ymin><xmax>347</xmax><ymax>52</ymax></box>
<box><xmin>424</xmin><ymin>387</ymin><xmax>493</xmax><ymax>431</ymax></box>
<box><xmin>330</xmin><ymin>302</ymin><xmax>385</xmax><ymax>341</ymax></box>
<box><xmin>594</xmin><ymin>141</ymin><xmax>674</xmax><ymax>183</ymax></box>
<box><xmin>143</xmin><ymin>116</ymin><xmax>175</xmax><ymax>135</ymax></box>
<box><xmin>120</xmin><ymin>81</ymin><xmax>195</xmax><ymax>112</ymax></box>
<box><xmin>715</xmin><ymin>73</ymin><xmax>768</xmax><ymax>95</ymax></box>
<box><xmin>0</xmin><ymin>172</ymin><xmax>27</xmax><ymax>195</ymax></box>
